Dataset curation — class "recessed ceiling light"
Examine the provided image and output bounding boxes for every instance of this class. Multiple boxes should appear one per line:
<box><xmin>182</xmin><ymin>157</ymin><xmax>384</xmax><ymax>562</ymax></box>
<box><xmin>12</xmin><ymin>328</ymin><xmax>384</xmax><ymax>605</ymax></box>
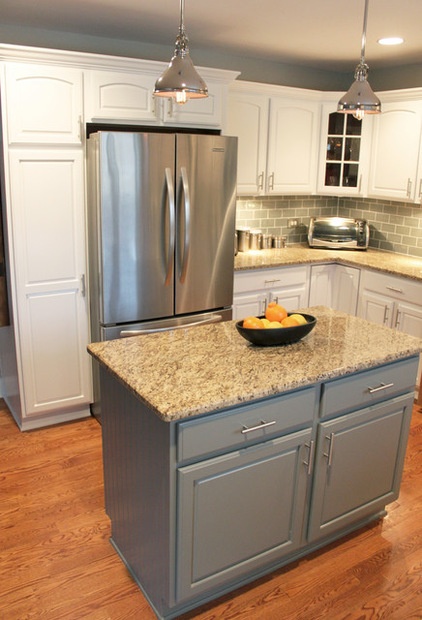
<box><xmin>378</xmin><ymin>37</ymin><xmax>404</xmax><ymax>46</ymax></box>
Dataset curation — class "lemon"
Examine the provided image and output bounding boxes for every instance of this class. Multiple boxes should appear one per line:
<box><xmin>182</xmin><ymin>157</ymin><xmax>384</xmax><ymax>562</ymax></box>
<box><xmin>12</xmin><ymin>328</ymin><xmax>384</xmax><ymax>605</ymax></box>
<box><xmin>289</xmin><ymin>313</ymin><xmax>307</xmax><ymax>325</ymax></box>
<box><xmin>267</xmin><ymin>321</ymin><xmax>283</xmax><ymax>329</ymax></box>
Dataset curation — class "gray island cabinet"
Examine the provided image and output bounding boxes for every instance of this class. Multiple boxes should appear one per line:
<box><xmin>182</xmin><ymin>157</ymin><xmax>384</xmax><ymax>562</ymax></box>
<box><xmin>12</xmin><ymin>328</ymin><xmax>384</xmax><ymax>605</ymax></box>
<box><xmin>88</xmin><ymin>307</ymin><xmax>422</xmax><ymax>620</ymax></box>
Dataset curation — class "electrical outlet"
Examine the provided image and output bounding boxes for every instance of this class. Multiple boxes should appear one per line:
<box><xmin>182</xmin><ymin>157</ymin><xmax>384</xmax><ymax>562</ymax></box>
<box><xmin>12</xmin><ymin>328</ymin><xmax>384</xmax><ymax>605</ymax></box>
<box><xmin>288</xmin><ymin>219</ymin><xmax>298</xmax><ymax>228</ymax></box>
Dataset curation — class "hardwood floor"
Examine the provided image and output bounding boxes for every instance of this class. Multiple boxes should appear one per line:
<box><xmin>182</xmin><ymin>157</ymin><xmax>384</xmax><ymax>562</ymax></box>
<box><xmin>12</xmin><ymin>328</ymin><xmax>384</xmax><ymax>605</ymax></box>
<box><xmin>1</xmin><ymin>400</ymin><xmax>421</xmax><ymax>620</ymax></box>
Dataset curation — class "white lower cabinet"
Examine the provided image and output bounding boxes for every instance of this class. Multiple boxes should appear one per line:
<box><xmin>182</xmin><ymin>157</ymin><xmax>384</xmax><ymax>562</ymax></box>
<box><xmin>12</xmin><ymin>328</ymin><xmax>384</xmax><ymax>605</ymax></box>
<box><xmin>309</xmin><ymin>263</ymin><xmax>360</xmax><ymax>315</ymax></box>
<box><xmin>6</xmin><ymin>149</ymin><xmax>92</xmax><ymax>427</ymax></box>
<box><xmin>358</xmin><ymin>269</ymin><xmax>422</xmax><ymax>381</ymax></box>
<box><xmin>358</xmin><ymin>269</ymin><xmax>422</xmax><ymax>336</ymax></box>
<box><xmin>233</xmin><ymin>265</ymin><xmax>310</xmax><ymax>320</ymax></box>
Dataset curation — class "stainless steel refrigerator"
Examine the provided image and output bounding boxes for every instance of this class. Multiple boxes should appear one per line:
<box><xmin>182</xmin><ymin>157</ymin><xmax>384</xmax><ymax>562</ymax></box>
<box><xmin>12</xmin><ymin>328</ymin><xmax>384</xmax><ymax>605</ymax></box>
<box><xmin>87</xmin><ymin>131</ymin><xmax>237</xmax><ymax>414</ymax></box>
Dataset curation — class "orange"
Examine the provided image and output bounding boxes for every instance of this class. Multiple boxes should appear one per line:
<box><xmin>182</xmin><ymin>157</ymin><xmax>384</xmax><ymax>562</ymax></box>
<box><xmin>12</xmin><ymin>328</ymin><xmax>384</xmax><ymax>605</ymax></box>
<box><xmin>242</xmin><ymin>316</ymin><xmax>264</xmax><ymax>329</ymax></box>
<box><xmin>265</xmin><ymin>302</ymin><xmax>288</xmax><ymax>323</ymax></box>
<box><xmin>281</xmin><ymin>315</ymin><xmax>300</xmax><ymax>327</ymax></box>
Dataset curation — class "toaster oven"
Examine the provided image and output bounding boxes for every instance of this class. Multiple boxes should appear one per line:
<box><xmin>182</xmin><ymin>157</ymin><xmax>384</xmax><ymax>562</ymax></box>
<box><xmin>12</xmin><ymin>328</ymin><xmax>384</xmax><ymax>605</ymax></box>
<box><xmin>308</xmin><ymin>217</ymin><xmax>369</xmax><ymax>250</ymax></box>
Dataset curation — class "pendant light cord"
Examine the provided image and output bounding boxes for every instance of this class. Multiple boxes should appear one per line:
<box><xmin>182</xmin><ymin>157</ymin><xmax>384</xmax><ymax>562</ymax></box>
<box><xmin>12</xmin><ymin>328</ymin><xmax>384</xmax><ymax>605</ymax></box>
<box><xmin>360</xmin><ymin>0</ymin><xmax>369</xmax><ymax>64</ymax></box>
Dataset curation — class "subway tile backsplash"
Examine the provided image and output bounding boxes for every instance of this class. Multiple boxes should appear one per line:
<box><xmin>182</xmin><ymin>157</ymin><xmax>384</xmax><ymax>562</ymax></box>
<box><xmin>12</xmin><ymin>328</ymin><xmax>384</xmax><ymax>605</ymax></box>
<box><xmin>236</xmin><ymin>195</ymin><xmax>422</xmax><ymax>258</ymax></box>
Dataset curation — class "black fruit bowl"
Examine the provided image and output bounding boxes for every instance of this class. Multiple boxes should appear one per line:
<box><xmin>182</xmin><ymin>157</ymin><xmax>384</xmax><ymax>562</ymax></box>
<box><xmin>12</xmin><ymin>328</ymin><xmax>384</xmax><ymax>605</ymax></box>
<box><xmin>236</xmin><ymin>313</ymin><xmax>317</xmax><ymax>346</ymax></box>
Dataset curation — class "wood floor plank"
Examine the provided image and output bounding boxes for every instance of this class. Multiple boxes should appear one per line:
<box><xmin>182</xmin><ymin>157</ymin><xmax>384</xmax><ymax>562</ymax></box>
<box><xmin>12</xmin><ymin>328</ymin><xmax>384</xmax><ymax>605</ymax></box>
<box><xmin>0</xmin><ymin>400</ymin><xmax>421</xmax><ymax>619</ymax></box>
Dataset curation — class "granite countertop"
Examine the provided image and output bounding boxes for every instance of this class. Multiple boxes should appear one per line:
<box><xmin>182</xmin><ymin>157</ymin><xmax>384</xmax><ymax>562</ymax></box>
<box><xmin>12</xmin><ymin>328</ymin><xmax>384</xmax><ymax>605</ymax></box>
<box><xmin>88</xmin><ymin>306</ymin><xmax>422</xmax><ymax>423</ymax></box>
<box><xmin>234</xmin><ymin>246</ymin><xmax>422</xmax><ymax>281</ymax></box>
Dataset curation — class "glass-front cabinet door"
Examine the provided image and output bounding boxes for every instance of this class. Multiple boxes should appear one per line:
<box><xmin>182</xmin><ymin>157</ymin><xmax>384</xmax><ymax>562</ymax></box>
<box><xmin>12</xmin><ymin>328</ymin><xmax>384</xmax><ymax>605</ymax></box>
<box><xmin>317</xmin><ymin>102</ymin><xmax>371</xmax><ymax>195</ymax></box>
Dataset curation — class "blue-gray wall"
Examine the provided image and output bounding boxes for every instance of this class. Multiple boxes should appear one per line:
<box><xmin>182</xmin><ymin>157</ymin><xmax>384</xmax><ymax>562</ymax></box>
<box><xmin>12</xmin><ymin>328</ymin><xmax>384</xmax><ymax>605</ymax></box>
<box><xmin>1</xmin><ymin>24</ymin><xmax>422</xmax><ymax>91</ymax></box>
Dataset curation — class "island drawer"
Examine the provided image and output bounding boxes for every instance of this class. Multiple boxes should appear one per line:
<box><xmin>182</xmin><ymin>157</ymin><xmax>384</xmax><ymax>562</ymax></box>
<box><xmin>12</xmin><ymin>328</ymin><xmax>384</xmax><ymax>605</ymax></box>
<box><xmin>177</xmin><ymin>387</ymin><xmax>316</xmax><ymax>462</ymax></box>
<box><xmin>320</xmin><ymin>357</ymin><xmax>419</xmax><ymax>419</ymax></box>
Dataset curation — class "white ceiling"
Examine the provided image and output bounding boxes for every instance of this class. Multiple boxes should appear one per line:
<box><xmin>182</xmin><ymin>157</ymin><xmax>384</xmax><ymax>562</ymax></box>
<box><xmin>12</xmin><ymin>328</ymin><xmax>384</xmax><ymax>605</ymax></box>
<box><xmin>2</xmin><ymin>0</ymin><xmax>422</xmax><ymax>72</ymax></box>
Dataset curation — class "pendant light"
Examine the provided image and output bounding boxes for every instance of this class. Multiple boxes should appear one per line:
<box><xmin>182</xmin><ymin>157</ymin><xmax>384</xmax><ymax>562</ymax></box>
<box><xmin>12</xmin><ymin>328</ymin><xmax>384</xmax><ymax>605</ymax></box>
<box><xmin>154</xmin><ymin>0</ymin><xmax>208</xmax><ymax>105</ymax></box>
<box><xmin>338</xmin><ymin>0</ymin><xmax>381</xmax><ymax>120</ymax></box>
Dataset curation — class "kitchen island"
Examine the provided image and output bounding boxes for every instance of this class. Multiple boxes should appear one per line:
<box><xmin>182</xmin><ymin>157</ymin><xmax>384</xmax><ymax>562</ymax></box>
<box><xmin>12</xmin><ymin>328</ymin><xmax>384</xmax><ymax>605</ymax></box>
<box><xmin>88</xmin><ymin>307</ymin><xmax>422</xmax><ymax>620</ymax></box>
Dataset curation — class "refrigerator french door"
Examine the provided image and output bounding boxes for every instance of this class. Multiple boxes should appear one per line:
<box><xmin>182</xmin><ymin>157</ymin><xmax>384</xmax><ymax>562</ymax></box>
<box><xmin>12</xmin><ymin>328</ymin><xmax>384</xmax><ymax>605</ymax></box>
<box><xmin>87</xmin><ymin>130</ymin><xmax>237</xmax><ymax>413</ymax></box>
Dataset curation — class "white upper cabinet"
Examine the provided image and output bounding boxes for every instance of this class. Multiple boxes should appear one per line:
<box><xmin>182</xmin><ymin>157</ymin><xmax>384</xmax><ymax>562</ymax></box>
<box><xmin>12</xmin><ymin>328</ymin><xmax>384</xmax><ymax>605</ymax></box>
<box><xmin>227</xmin><ymin>82</ymin><xmax>321</xmax><ymax>195</ymax></box>
<box><xmin>367</xmin><ymin>97</ymin><xmax>422</xmax><ymax>201</ymax></box>
<box><xmin>4</xmin><ymin>62</ymin><xmax>83</xmax><ymax>145</ymax></box>
<box><xmin>317</xmin><ymin>101</ymin><xmax>372</xmax><ymax>196</ymax></box>
<box><xmin>85</xmin><ymin>70</ymin><xmax>159</xmax><ymax>123</ymax></box>
<box><xmin>267</xmin><ymin>97</ymin><xmax>320</xmax><ymax>194</ymax></box>
<box><xmin>85</xmin><ymin>66</ymin><xmax>237</xmax><ymax>128</ymax></box>
<box><xmin>227</xmin><ymin>91</ymin><xmax>269</xmax><ymax>194</ymax></box>
<box><xmin>163</xmin><ymin>84</ymin><xmax>224</xmax><ymax>127</ymax></box>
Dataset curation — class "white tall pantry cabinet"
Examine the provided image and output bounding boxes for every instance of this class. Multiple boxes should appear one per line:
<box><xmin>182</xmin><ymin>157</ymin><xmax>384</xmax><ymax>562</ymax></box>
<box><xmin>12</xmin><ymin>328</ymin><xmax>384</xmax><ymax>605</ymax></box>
<box><xmin>1</xmin><ymin>61</ymin><xmax>92</xmax><ymax>429</ymax></box>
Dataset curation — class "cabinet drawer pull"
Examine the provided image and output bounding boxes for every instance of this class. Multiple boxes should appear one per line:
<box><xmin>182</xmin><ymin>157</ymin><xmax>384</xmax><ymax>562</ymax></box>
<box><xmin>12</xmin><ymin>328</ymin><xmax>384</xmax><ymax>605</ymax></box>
<box><xmin>303</xmin><ymin>440</ymin><xmax>315</xmax><ymax>475</ymax></box>
<box><xmin>323</xmin><ymin>432</ymin><xmax>335</xmax><ymax>467</ymax></box>
<box><xmin>386</xmin><ymin>286</ymin><xmax>404</xmax><ymax>294</ymax></box>
<box><xmin>241</xmin><ymin>420</ymin><xmax>276</xmax><ymax>434</ymax></box>
<box><xmin>367</xmin><ymin>382</ymin><xmax>394</xmax><ymax>394</ymax></box>
<box><xmin>264</xmin><ymin>279</ymin><xmax>281</xmax><ymax>285</ymax></box>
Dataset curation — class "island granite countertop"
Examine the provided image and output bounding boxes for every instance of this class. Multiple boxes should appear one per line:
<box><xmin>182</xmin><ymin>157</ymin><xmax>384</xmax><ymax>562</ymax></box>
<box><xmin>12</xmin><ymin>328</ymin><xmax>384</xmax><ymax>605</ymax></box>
<box><xmin>234</xmin><ymin>246</ymin><xmax>422</xmax><ymax>281</ymax></box>
<box><xmin>88</xmin><ymin>306</ymin><xmax>422</xmax><ymax>423</ymax></box>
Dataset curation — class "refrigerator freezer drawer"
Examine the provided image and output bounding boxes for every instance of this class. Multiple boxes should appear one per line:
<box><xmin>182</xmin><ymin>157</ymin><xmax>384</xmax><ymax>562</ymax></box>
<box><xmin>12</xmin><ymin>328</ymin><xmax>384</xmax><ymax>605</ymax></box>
<box><xmin>101</xmin><ymin>308</ymin><xmax>232</xmax><ymax>340</ymax></box>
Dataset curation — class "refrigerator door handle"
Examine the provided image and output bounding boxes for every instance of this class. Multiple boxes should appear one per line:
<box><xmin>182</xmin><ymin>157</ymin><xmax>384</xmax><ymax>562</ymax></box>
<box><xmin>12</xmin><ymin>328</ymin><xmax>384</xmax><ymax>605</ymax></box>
<box><xmin>119</xmin><ymin>314</ymin><xmax>223</xmax><ymax>337</ymax></box>
<box><xmin>177</xmin><ymin>167</ymin><xmax>191</xmax><ymax>284</ymax></box>
<box><xmin>164</xmin><ymin>167</ymin><xmax>176</xmax><ymax>286</ymax></box>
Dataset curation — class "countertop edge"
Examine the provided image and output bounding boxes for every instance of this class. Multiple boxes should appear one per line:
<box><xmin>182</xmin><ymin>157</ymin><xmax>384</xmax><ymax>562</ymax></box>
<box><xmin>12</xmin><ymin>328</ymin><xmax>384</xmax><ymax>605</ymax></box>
<box><xmin>234</xmin><ymin>247</ymin><xmax>422</xmax><ymax>281</ymax></box>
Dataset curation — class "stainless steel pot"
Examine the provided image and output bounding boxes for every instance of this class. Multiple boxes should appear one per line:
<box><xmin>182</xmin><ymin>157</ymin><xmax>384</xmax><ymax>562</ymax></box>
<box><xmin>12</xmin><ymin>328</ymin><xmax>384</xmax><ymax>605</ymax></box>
<box><xmin>236</xmin><ymin>228</ymin><xmax>250</xmax><ymax>252</ymax></box>
<box><xmin>261</xmin><ymin>234</ymin><xmax>272</xmax><ymax>249</ymax></box>
<box><xmin>249</xmin><ymin>230</ymin><xmax>262</xmax><ymax>250</ymax></box>
<box><xmin>273</xmin><ymin>235</ymin><xmax>286</xmax><ymax>248</ymax></box>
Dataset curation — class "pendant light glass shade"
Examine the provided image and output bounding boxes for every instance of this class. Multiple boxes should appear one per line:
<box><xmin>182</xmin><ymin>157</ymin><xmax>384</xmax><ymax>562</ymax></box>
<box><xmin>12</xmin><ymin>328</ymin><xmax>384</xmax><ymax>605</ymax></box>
<box><xmin>338</xmin><ymin>0</ymin><xmax>381</xmax><ymax>120</ymax></box>
<box><xmin>154</xmin><ymin>0</ymin><xmax>208</xmax><ymax>104</ymax></box>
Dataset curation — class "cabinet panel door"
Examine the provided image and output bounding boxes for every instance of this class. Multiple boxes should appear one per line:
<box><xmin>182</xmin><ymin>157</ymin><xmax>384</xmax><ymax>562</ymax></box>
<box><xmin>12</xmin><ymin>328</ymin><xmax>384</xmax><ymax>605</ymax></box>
<box><xmin>85</xmin><ymin>70</ymin><xmax>158</xmax><ymax>122</ymax></box>
<box><xmin>308</xmin><ymin>393</ymin><xmax>413</xmax><ymax>542</ymax></box>
<box><xmin>9</xmin><ymin>150</ymin><xmax>91</xmax><ymax>416</ymax></box>
<box><xmin>309</xmin><ymin>264</ymin><xmax>334</xmax><ymax>307</ymax></box>
<box><xmin>368</xmin><ymin>101</ymin><xmax>422</xmax><ymax>200</ymax></box>
<box><xmin>333</xmin><ymin>265</ymin><xmax>360</xmax><ymax>315</ymax></box>
<box><xmin>357</xmin><ymin>290</ymin><xmax>393</xmax><ymax>326</ymax></box>
<box><xmin>177</xmin><ymin>429</ymin><xmax>311</xmax><ymax>601</ymax></box>
<box><xmin>396</xmin><ymin>301</ymin><xmax>422</xmax><ymax>338</ymax></box>
<box><xmin>226</xmin><ymin>93</ymin><xmax>269</xmax><ymax>194</ymax></box>
<box><xmin>269</xmin><ymin>286</ymin><xmax>308</xmax><ymax>311</ymax></box>
<box><xmin>232</xmin><ymin>292</ymin><xmax>265</xmax><ymax>320</ymax></box>
<box><xmin>167</xmin><ymin>85</ymin><xmax>223</xmax><ymax>127</ymax></box>
<box><xmin>5</xmin><ymin>63</ymin><xmax>83</xmax><ymax>144</ymax></box>
<box><xmin>267</xmin><ymin>98</ymin><xmax>319</xmax><ymax>194</ymax></box>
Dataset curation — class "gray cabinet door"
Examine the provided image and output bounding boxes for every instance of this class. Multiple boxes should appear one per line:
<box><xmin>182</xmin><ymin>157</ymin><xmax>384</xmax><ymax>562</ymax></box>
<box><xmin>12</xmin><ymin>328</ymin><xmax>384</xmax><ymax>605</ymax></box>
<box><xmin>308</xmin><ymin>393</ymin><xmax>414</xmax><ymax>542</ymax></box>
<box><xmin>176</xmin><ymin>428</ymin><xmax>312</xmax><ymax>602</ymax></box>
